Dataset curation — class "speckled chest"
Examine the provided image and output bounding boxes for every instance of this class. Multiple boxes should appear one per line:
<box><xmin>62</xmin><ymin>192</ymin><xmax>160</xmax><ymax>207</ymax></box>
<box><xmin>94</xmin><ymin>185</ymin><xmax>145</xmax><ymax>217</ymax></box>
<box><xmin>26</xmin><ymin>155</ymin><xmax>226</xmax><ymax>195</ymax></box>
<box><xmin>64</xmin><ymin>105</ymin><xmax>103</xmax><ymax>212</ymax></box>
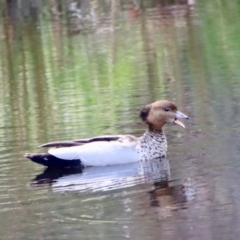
<box><xmin>138</xmin><ymin>130</ymin><xmax>167</xmax><ymax>162</ymax></box>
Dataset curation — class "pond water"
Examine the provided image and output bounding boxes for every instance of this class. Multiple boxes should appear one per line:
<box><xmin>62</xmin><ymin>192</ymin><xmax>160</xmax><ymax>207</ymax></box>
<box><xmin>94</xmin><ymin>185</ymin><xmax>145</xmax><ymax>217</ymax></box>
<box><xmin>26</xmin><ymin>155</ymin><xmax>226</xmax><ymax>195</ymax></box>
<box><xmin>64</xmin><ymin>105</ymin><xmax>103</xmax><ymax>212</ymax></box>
<box><xmin>1</xmin><ymin>0</ymin><xmax>240</xmax><ymax>239</ymax></box>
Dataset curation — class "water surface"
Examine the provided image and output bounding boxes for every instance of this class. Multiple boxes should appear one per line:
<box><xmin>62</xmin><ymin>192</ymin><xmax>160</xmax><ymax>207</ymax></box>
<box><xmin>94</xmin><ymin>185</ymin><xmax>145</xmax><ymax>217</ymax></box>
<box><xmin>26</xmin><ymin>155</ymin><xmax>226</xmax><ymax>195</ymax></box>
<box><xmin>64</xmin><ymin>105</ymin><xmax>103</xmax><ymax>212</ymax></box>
<box><xmin>1</xmin><ymin>1</ymin><xmax>240</xmax><ymax>239</ymax></box>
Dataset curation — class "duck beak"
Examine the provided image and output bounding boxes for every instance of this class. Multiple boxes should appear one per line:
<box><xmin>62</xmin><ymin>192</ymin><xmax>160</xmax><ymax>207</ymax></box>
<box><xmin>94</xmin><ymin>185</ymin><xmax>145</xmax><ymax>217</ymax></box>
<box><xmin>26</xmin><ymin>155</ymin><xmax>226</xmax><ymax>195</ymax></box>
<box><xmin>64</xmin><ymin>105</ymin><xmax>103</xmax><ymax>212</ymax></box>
<box><xmin>174</xmin><ymin>111</ymin><xmax>189</xmax><ymax>128</ymax></box>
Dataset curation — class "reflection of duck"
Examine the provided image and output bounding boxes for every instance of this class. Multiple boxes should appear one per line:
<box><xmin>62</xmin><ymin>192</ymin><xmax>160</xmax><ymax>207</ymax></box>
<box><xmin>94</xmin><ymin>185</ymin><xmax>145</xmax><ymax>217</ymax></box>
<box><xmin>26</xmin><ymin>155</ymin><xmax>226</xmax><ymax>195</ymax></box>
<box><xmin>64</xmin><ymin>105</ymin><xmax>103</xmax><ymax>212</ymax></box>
<box><xmin>32</xmin><ymin>162</ymin><xmax>140</xmax><ymax>191</ymax></box>
<box><xmin>141</xmin><ymin>177</ymin><xmax>195</xmax><ymax>219</ymax></box>
<box><xmin>32</xmin><ymin>157</ymin><xmax>170</xmax><ymax>192</ymax></box>
<box><xmin>148</xmin><ymin>178</ymin><xmax>195</xmax><ymax>209</ymax></box>
<box><xmin>25</xmin><ymin>100</ymin><xmax>188</xmax><ymax>168</ymax></box>
<box><xmin>32</xmin><ymin>157</ymin><xmax>195</xmax><ymax>215</ymax></box>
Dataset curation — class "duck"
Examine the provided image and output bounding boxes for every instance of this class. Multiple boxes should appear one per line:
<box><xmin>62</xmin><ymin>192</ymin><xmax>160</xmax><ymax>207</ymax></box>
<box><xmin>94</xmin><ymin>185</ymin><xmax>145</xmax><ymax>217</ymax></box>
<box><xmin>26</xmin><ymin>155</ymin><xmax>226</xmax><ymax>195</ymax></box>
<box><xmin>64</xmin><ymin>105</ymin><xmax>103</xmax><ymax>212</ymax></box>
<box><xmin>24</xmin><ymin>100</ymin><xmax>188</xmax><ymax>168</ymax></box>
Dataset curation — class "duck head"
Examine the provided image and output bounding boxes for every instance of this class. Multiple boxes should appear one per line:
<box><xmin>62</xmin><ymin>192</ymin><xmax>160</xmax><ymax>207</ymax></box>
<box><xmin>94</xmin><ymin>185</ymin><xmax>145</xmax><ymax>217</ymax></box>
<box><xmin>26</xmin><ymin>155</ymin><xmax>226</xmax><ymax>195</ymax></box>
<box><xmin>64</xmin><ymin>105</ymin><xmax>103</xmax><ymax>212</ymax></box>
<box><xmin>140</xmin><ymin>100</ymin><xmax>189</xmax><ymax>130</ymax></box>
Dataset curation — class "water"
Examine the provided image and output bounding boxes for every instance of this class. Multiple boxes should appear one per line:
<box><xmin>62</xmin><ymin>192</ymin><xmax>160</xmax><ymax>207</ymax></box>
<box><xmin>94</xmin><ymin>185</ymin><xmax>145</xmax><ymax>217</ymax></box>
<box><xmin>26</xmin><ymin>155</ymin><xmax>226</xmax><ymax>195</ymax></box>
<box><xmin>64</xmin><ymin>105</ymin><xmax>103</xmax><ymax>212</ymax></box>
<box><xmin>1</xmin><ymin>0</ymin><xmax>240</xmax><ymax>239</ymax></box>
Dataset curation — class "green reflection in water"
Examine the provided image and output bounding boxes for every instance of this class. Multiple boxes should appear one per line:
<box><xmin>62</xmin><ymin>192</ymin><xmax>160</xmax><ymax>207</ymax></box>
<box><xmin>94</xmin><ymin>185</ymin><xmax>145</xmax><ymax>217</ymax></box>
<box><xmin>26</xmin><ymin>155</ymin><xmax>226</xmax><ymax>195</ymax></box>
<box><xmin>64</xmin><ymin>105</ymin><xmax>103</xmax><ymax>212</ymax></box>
<box><xmin>0</xmin><ymin>1</ymin><xmax>195</xmax><ymax>151</ymax></box>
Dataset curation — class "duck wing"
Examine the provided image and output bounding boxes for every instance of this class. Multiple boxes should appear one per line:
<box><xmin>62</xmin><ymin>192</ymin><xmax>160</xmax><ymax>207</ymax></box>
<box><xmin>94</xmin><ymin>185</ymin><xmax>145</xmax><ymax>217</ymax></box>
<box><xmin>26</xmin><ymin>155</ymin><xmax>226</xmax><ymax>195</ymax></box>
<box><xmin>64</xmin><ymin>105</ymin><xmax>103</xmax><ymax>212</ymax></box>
<box><xmin>39</xmin><ymin>141</ymin><xmax>83</xmax><ymax>148</ymax></box>
<box><xmin>39</xmin><ymin>135</ymin><xmax>123</xmax><ymax>148</ymax></box>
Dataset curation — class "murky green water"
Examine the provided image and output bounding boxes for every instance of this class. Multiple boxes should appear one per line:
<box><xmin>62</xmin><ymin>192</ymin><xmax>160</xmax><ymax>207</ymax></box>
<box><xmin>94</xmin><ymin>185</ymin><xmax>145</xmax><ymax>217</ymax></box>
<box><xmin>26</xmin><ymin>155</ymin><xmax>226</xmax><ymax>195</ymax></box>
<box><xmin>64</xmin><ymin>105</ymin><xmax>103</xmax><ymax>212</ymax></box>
<box><xmin>1</xmin><ymin>0</ymin><xmax>240</xmax><ymax>239</ymax></box>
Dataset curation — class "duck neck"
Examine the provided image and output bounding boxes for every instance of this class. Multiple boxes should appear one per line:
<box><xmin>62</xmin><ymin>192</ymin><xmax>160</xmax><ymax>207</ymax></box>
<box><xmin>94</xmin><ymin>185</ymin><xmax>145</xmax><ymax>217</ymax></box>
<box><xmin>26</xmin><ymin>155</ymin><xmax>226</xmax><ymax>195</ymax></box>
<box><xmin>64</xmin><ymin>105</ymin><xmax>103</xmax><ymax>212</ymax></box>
<box><xmin>147</xmin><ymin>125</ymin><xmax>164</xmax><ymax>134</ymax></box>
<box><xmin>143</xmin><ymin>128</ymin><xmax>166</xmax><ymax>143</ymax></box>
<box><xmin>138</xmin><ymin>128</ymin><xmax>167</xmax><ymax>161</ymax></box>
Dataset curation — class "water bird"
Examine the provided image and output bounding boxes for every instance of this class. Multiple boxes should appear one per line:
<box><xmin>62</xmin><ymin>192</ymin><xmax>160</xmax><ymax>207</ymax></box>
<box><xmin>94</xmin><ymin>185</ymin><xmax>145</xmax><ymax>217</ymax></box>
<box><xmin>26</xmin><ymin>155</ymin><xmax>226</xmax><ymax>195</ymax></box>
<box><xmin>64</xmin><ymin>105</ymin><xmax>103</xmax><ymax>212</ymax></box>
<box><xmin>24</xmin><ymin>100</ymin><xmax>188</xmax><ymax>168</ymax></box>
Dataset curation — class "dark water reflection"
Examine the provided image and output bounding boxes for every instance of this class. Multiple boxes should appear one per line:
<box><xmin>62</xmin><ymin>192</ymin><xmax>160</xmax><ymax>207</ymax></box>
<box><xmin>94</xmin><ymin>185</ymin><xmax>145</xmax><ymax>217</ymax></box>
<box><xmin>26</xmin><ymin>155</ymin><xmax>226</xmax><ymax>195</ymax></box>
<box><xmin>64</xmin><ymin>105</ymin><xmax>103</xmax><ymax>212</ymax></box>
<box><xmin>1</xmin><ymin>0</ymin><xmax>240</xmax><ymax>239</ymax></box>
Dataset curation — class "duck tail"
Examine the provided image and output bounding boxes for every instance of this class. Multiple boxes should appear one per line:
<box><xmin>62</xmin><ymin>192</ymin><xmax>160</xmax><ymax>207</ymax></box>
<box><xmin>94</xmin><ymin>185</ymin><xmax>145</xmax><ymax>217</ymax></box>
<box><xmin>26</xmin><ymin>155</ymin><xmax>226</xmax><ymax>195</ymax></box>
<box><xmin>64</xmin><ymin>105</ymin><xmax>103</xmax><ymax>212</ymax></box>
<box><xmin>24</xmin><ymin>153</ymin><xmax>82</xmax><ymax>169</ymax></box>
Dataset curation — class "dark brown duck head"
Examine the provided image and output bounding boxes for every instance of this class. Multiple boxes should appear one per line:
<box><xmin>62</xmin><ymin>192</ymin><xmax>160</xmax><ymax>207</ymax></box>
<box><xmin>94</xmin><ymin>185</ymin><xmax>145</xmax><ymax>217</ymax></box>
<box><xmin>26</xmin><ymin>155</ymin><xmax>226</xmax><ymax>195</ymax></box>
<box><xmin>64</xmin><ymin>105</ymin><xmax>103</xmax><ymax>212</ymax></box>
<box><xmin>140</xmin><ymin>100</ymin><xmax>189</xmax><ymax>131</ymax></box>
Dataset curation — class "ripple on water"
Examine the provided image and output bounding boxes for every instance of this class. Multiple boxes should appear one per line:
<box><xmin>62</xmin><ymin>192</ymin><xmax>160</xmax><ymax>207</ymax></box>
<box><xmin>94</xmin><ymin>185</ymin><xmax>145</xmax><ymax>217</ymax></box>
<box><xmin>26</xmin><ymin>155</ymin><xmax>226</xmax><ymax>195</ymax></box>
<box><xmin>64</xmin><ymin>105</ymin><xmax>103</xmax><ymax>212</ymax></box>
<box><xmin>27</xmin><ymin>158</ymin><xmax>195</xmax><ymax>236</ymax></box>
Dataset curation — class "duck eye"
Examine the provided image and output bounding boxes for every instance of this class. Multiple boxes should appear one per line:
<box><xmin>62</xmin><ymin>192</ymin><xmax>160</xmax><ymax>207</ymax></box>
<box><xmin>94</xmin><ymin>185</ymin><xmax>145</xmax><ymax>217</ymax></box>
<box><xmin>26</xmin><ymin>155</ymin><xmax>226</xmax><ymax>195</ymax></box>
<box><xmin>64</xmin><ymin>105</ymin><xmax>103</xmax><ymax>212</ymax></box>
<box><xmin>164</xmin><ymin>107</ymin><xmax>170</xmax><ymax>112</ymax></box>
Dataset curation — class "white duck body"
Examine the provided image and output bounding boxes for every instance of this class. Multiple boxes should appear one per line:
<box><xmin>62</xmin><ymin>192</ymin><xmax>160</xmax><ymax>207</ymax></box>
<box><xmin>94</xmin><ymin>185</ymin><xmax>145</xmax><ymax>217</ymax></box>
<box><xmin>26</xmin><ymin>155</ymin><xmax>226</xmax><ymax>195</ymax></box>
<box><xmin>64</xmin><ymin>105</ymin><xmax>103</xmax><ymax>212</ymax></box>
<box><xmin>48</xmin><ymin>131</ymin><xmax>167</xmax><ymax>166</ymax></box>
<box><xmin>49</xmin><ymin>136</ymin><xmax>140</xmax><ymax>166</ymax></box>
<box><xmin>24</xmin><ymin>100</ymin><xmax>188</xmax><ymax>168</ymax></box>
